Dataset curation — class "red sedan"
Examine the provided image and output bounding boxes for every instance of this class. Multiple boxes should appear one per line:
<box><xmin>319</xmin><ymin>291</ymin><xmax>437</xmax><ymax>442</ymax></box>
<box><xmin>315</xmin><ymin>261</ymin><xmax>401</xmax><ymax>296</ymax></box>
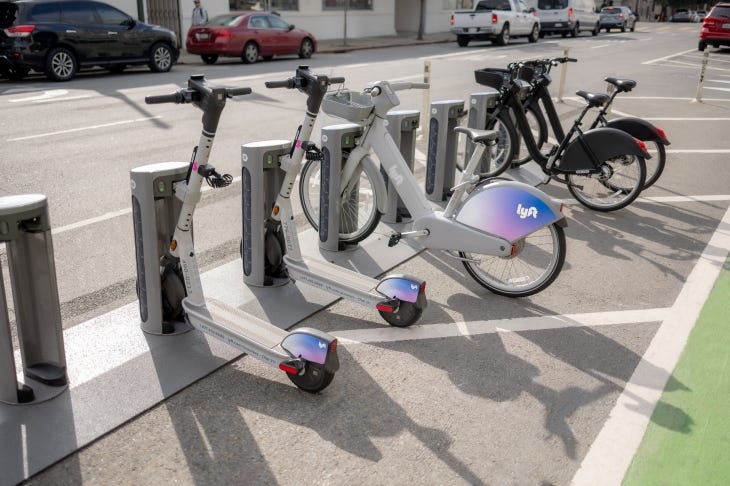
<box><xmin>186</xmin><ymin>11</ymin><xmax>316</xmax><ymax>64</ymax></box>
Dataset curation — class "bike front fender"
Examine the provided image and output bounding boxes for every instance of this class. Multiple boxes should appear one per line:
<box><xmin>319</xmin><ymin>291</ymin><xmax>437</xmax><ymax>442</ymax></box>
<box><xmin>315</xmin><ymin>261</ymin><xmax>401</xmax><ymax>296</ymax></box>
<box><xmin>604</xmin><ymin>117</ymin><xmax>670</xmax><ymax>145</ymax></box>
<box><xmin>560</xmin><ymin>127</ymin><xmax>650</xmax><ymax>172</ymax></box>
<box><xmin>361</xmin><ymin>154</ymin><xmax>388</xmax><ymax>214</ymax></box>
<box><xmin>455</xmin><ymin>179</ymin><xmax>565</xmax><ymax>243</ymax></box>
<box><xmin>281</xmin><ymin>327</ymin><xmax>340</xmax><ymax>371</ymax></box>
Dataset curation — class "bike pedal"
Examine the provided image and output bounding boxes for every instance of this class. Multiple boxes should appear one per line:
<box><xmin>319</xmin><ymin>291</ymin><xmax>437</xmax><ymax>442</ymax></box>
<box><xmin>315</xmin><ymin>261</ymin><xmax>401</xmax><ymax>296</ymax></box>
<box><xmin>388</xmin><ymin>233</ymin><xmax>401</xmax><ymax>247</ymax></box>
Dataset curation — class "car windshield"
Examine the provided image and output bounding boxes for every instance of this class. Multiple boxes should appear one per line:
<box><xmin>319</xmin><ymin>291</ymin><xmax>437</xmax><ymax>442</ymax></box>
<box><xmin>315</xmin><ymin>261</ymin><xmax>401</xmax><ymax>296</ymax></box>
<box><xmin>475</xmin><ymin>0</ymin><xmax>512</xmax><ymax>11</ymax></box>
<box><xmin>538</xmin><ymin>0</ymin><xmax>568</xmax><ymax>9</ymax></box>
<box><xmin>602</xmin><ymin>7</ymin><xmax>621</xmax><ymax>14</ymax></box>
<box><xmin>0</xmin><ymin>2</ymin><xmax>18</xmax><ymax>28</ymax></box>
<box><xmin>207</xmin><ymin>14</ymin><xmax>243</xmax><ymax>26</ymax></box>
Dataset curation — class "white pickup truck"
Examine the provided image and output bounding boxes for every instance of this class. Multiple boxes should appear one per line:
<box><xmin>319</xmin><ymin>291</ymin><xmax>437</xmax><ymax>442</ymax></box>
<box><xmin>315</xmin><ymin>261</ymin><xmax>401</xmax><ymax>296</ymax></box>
<box><xmin>449</xmin><ymin>0</ymin><xmax>541</xmax><ymax>46</ymax></box>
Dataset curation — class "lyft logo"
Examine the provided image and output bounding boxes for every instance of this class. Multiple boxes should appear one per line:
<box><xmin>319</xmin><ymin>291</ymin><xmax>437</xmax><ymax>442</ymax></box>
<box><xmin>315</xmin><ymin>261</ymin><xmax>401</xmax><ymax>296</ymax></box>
<box><xmin>517</xmin><ymin>203</ymin><xmax>538</xmax><ymax>219</ymax></box>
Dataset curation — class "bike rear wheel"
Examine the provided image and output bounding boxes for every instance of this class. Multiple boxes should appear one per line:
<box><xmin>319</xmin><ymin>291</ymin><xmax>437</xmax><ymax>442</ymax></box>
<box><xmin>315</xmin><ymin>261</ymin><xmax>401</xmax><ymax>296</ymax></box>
<box><xmin>459</xmin><ymin>223</ymin><xmax>566</xmax><ymax>297</ymax></box>
<box><xmin>567</xmin><ymin>155</ymin><xmax>646</xmax><ymax>211</ymax></box>
<box><xmin>482</xmin><ymin>110</ymin><xmax>518</xmax><ymax>176</ymax></box>
<box><xmin>642</xmin><ymin>141</ymin><xmax>666</xmax><ymax>189</ymax></box>
<box><xmin>299</xmin><ymin>157</ymin><xmax>381</xmax><ymax>244</ymax></box>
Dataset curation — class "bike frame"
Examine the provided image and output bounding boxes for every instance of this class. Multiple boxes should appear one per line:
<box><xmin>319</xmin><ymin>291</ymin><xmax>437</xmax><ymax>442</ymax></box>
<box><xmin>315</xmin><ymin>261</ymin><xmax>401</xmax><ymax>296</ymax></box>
<box><xmin>336</xmin><ymin>81</ymin><xmax>564</xmax><ymax>254</ymax></box>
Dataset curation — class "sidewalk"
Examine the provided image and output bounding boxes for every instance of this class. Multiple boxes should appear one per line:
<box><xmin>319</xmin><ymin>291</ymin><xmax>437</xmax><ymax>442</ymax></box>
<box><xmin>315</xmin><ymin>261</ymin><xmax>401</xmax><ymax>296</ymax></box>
<box><xmin>177</xmin><ymin>31</ymin><xmax>454</xmax><ymax>64</ymax></box>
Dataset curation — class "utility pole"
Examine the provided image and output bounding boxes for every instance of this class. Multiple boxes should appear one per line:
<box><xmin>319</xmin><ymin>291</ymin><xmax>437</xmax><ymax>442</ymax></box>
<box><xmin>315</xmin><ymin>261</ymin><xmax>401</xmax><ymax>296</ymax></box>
<box><xmin>343</xmin><ymin>0</ymin><xmax>349</xmax><ymax>46</ymax></box>
<box><xmin>417</xmin><ymin>0</ymin><xmax>426</xmax><ymax>40</ymax></box>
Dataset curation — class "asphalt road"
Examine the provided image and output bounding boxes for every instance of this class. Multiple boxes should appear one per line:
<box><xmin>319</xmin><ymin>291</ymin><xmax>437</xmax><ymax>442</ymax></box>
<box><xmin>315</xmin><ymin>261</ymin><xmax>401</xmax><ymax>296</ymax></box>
<box><xmin>2</xmin><ymin>22</ymin><xmax>729</xmax><ymax>485</ymax></box>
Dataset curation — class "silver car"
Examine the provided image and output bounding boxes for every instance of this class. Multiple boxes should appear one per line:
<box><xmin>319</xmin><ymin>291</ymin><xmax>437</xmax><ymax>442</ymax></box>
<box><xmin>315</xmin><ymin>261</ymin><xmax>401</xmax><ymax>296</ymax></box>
<box><xmin>599</xmin><ymin>6</ymin><xmax>636</xmax><ymax>32</ymax></box>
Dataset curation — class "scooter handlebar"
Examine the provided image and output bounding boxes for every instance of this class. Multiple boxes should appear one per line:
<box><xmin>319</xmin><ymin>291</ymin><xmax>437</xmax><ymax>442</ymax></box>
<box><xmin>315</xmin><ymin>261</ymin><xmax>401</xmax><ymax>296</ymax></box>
<box><xmin>145</xmin><ymin>92</ymin><xmax>183</xmax><ymax>104</ymax></box>
<box><xmin>265</xmin><ymin>79</ymin><xmax>295</xmax><ymax>89</ymax></box>
<box><xmin>226</xmin><ymin>87</ymin><xmax>252</xmax><ymax>97</ymax></box>
<box><xmin>329</xmin><ymin>76</ymin><xmax>345</xmax><ymax>85</ymax></box>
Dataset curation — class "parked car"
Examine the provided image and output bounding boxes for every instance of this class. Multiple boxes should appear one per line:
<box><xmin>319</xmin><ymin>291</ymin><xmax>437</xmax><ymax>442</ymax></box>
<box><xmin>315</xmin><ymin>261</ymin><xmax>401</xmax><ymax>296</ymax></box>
<box><xmin>699</xmin><ymin>2</ymin><xmax>730</xmax><ymax>50</ymax></box>
<box><xmin>0</xmin><ymin>0</ymin><xmax>179</xmax><ymax>81</ymax></box>
<box><xmin>671</xmin><ymin>9</ymin><xmax>693</xmax><ymax>22</ymax></box>
<box><xmin>599</xmin><ymin>5</ymin><xmax>636</xmax><ymax>32</ymax></box>
<box><xmin>186</xmin><ymin>11</ymin><xmax>316</xmax><ymax>64</ymax></box>
<box><xmin>536</xmin><ymin>0</ymin><xmax>600</xmax><ymax>38</ymax></box>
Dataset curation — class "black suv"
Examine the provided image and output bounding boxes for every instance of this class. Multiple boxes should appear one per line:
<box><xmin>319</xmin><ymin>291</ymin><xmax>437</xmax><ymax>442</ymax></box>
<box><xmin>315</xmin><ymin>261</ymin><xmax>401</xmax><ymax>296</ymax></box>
<box><xmin>0</xmin><ymin>0</ymin><xmax>179</xmax><ymax>81</ymax></box>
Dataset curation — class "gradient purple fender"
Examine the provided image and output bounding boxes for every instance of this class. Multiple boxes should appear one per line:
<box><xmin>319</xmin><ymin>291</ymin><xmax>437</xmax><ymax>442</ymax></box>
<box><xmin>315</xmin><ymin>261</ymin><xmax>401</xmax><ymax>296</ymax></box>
<box><xmin>455</xmin><ymin>180</ymin><xmax>565</xmax><ymax>242</ymax></box>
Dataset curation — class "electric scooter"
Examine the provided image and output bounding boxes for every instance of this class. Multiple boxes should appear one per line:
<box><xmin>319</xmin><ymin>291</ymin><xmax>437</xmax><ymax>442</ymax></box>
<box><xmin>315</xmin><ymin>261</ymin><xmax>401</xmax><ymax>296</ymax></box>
<box><xmin>144</xmin><ymin>75</ymin><xmax>339</xmax><ymax>393</ymax></box>
<box><xmin>257</xmin><ymin>66</ymin><xmax>427</xmax><ymax>327</ymax></box>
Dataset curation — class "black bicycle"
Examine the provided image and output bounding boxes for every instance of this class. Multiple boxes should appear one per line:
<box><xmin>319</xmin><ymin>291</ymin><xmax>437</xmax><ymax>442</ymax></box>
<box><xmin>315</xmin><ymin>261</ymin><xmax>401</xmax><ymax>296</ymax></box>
<box><xmin>476</xmin><ymin>61</ymin><xmax>650</xmax><ymax>212</ymax></box>
<box><xmin>510</xmin><ymin>58</ymin><xmax>670</xmax><ymax>189</ymax></box>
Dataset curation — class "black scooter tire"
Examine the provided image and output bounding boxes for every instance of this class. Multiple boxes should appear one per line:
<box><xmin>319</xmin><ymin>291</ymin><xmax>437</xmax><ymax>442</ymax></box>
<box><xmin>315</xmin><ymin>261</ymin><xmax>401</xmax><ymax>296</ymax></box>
<box><xmin>287</xmin><ymin>363</ymin><xmax>335</xmax><ymax>393</ymax></box>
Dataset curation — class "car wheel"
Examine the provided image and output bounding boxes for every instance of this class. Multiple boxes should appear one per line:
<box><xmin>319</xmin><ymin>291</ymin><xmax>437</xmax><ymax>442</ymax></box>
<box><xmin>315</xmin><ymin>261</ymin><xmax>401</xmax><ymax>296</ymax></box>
<box><xmin>698</xmin><ymin>40</ymin><xmax>707</xmax><ymax>51</ymax></box>
<box><xmin>148</xmin><ymin>43</ymin><xmax>173</xmax><ymax>72</ymax></box>
<box><xmin>570</xmin><ymin>23</ymin><xmax>578</xmax><ymax>37</ymax></box>
<box><xmin>46</xmin><ymin>47</ymin><xmax>77</xmax><ymax>82</ymax></box>
<box><xmin>299</xmin><ymin>38</ymin><xmax>314</xmax><ymax>59</ymax></box>
<box><xmin>620</xmin><ymin>23</ymin><xmax>626</xmax><ymax>32</ymax></box>
<box><xmin>242</xmin><ymin>42</ymin><xmax>259</xmax><ymax>64</ymax></box>
<box><xmin>592</xmin><ymin>22</ymin><xmax>599</xmax><ymax>36</ymax></box>
<box><xmin>201</xmin><ymin>54</ymin><xmax>218</xmax><ymax>64</ymax></box>
<box><xmin>495</xmin><ymin>24</ymin><xmax>509</xmax><ymax>46</ymax></box>
<box><xmin>528</xmin><ymin>23</ymin><xmax>539</xmax><ymax>43</ymax></box>
<box><xmin>630</xmin><ymin>21</ymin><xmax>635</xmax><ymax>32</ymax></box>
<box><xmin>457</xmin><ymin>34</ymin><xmax>470</xmax><ymax>46</ymax></box>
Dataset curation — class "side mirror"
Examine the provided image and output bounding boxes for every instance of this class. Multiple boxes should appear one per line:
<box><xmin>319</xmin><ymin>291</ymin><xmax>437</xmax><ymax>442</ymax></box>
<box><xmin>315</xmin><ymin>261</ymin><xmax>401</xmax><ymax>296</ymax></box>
<box><xmin>288</xmin><ymin>24</ymin><xmax>295</xmax><ymax>31</ymax></box>
<box><xmin>123</xmin><ymin>17</ymin><xmax>136</xmax><ymax>28</ymax></box>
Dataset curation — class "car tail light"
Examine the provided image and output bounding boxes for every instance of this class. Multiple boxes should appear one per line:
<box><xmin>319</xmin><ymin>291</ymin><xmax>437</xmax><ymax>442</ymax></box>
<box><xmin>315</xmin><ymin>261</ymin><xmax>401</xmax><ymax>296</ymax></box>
<box><xmin>568</xmin><ymin>8</ymin><xmax>574</xmax><ymax>22</ymax></box>
<box><xmin>619</xmin><ymin>13</ymin><xmax>625</xmax><ymax>19</ymax></box>
<box><xmin>492</xmin><ymin>13</ymin><xmax>498</xmax><ymax>24</ymax></box>
<box><xmin>4</xmin><ymin>25</ymin><xmax>35</xmax><ymax>38</ymax></box>
<box><xmin>215</xmin><ymin>28</ymin><xmax>231</xmax><ymax>43</ymax></box>
<box><xmin>450</xmin><ymin>14</ymin><xmax>455</xmax><ymax>25</ymax></box>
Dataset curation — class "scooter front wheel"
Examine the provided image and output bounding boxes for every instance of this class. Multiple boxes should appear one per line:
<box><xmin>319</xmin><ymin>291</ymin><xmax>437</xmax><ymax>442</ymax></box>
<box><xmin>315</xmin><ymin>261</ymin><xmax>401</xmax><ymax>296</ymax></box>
<box><xmin>459</xmin><ymin>223</ymin><xmax>566</xmax><ymax>297</ymax></box>
<box><xmin>567</xmin><ymin>155</ymin><xmax>646</xmax><ymax>211</ymax></box>
<box><xmin>287</xmin><ymin>362</ymin><xmax>335</xmax><ymax>393</ymax></box>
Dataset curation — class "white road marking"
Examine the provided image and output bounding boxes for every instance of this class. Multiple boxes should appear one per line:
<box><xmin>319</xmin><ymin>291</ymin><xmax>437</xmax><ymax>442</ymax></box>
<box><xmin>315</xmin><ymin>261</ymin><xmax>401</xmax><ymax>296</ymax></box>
<box><xmin>643</xmin><ymin>48</ymin><xmax>696</xmax><ymax>64</ymax></box>
<box><xmin>572</xmin><ymin>204</ymin><xmax>730</xmax><ymax>486</ymax></box>
<box><xmin>8</xmin><ymin>116</ymin><xmax>162</xmax><ymax>142</ymax></box>
<box><xmin>335</xmin><ymin>308</ymin><xmax>669</xmax><ymax>344</ymax></box>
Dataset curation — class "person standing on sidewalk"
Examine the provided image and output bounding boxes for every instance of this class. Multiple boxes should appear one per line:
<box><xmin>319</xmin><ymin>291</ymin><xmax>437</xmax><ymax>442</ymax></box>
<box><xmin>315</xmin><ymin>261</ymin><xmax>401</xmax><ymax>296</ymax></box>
<box><xmin>191</xmin><ymin>0</ymin><xmax>208</xmax><ymax>27</ymax></box>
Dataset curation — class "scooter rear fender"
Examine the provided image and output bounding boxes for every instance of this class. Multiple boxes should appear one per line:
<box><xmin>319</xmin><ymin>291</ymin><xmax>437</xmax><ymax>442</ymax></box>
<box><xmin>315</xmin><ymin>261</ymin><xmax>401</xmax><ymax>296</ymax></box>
<box><xmin>455</xmin><ymin>179</ymin><xmax>565</xmax><ymax>243</ymax></box>
<box><xmin>375</xmin><ymin>274</ymin><xmax>426</xmax><ymax>304</ymax></box>
<box><xmin>560</xmin><ymin>127</ymin><xmax>651</xmax><ymax>173</ymax></box>
<box><xmin>604</xmin><ymin>117</ymin><xmax>670</xmax><ymax>145</ymax></box>
<box><xmin>281</xmin><ymin>327</ymin><xmax>340</xmax><ymax>372</ymax></box>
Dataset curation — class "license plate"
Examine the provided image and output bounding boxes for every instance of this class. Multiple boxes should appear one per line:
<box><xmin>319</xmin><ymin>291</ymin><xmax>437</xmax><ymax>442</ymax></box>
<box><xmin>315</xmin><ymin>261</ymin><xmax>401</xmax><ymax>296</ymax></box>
<box><xmin>723</xmin><ymin>23</ymin><xmax>730</xmax><ymax>29</ymax></box>
<box><xmin>555</xmin><ymin>23</ymin><xmax>563</xmax><ymax>27</ymax></box>
<box><xmin>196</xmin><ymin>33</ymin><xmax>209</xmax><ymax>40</ymax></box>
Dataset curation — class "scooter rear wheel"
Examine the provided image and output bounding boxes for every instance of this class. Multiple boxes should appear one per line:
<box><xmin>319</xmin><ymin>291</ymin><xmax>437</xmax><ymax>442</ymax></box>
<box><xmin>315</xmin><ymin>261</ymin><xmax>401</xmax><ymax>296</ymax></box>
<box><xmin>287</xmin><ymin>363</ymin><xmax>335</xmax><ymax>393</ymax></box>
<box><xmin>459</xmin><ymin>223</ymin><xmax>566</xmax><ymax>297</ymax></box>
<box><xmin>379</xmin><ymin>300</ymin><xmax>423</xmax><ymax>327</ymax></box>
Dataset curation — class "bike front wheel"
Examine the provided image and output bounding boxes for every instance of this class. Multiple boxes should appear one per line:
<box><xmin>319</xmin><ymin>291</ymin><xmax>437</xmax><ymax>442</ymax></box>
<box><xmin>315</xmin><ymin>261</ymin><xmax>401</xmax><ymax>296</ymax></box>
<box><xmin>299</xmin><ymin>157</ymin><xmax>381</xmax><ymax>245</ymax></box>
<box><xmin>481</xmin><ymin>110</ymin><xmax>518</xmax><ymax>176</ymax></box>
<box><xmin>513</xmin><ymin>103</ymin><xmax>549</xmax><ymax>166</ymax></box>
<box><xmin>459</xmin><ymin>223</ymin><xmax>566</xmax><ymax>297</ymax></box>
<box><xmin>567</xmin><ymin>154</ymin><xmax>646</xmax><ymax>211</ymax></box>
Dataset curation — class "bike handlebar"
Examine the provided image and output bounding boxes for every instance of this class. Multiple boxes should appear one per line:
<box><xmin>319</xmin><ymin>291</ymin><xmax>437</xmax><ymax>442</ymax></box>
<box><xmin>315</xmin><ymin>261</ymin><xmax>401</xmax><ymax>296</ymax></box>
<box><xmin>144</xmin><ymin>86</ymin><xmax>251</xmax><ymax>105</ymax></box>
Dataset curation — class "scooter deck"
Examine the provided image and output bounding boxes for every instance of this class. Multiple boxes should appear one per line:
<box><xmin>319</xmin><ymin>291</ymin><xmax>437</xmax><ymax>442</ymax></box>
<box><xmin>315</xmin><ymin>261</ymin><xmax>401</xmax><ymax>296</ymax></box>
<box><xmin>289</xmin><ymin>256</ymin><xmax>379</xmax><ymax>291</ymax></box>
<box><xmin>184</xmin><ymin>298</ymin><xmax>287</xmax><ymax>350</ymax></box>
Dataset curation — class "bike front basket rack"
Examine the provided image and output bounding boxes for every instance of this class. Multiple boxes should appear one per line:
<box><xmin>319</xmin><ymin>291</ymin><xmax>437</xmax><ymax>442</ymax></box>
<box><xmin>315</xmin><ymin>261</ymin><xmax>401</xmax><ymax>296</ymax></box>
<box><xmin>322</xmin><ymin>90</ymin><xmax>375</xmax><ymax>122</ymax></box>
<box><xmin>474</xmin><ymin>68</ymin><xmax>512</xmax><ymax>90</ymax></box>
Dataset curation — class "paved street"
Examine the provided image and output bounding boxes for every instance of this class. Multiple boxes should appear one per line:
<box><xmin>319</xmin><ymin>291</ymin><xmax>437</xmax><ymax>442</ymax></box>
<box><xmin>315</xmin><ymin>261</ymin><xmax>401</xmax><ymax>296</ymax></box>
<box><xmin>1</xmin><ymin>22</ymin><xmax>729</xmax><ymax>485</ymax></box>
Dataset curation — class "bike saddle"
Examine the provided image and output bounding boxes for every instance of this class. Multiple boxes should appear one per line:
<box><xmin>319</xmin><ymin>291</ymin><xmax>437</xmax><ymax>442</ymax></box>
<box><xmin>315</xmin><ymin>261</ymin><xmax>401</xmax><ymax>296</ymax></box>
<box><xmin>604</xmin><ymin>77</ymin><xmax>637</xmax><ymax>93</ymax></box>
<box><xmin>576</xmin><ymin>90</ymin><xmax>610</xmax><ymax>108</ymax></box>
<box><xmin>455</xmin><ymin>126</ymin><xmax>499</xmax><ymax>143</ymax></box>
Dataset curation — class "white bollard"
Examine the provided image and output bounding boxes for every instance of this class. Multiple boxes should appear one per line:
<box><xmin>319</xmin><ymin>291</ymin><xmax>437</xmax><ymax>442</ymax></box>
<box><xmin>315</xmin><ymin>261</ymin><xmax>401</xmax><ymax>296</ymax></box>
<box><xmin>694</xmin><ymin>47</ymin><xmax>710</xmax><ymax>103</ymax></box>
<box><xmin>557</xmin><ymin>47</ymin><xmax>570</xmax><ymax>103</ymax></box>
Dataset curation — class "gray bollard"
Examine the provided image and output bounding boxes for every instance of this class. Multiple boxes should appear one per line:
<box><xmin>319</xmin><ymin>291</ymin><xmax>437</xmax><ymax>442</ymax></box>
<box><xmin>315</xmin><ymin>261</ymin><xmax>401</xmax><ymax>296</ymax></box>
<box><xmin>241</xmin><ymin>140</ymin><xmax>290</xmax><ymax>287</ymax></box>
<box><xmin>426</xmin><ymin>100</ymin><xmax>466</xmax><ymax>202</ymax></box>
<box><xmin>0</xmin><ymin>194</ymin><xmax>68</xmax><ymax>405</ymax></box>
<box><xmin>130</xmin><ymin>162</ymin><xmax>193</xmax><ymax>336</ymax></box>
<box><xmin>465</xmin><ymin>90</ymin><xmax>502</xmax><ymax>173</ymax></box>
<box><xmin>320</xmin><ymin>123</ymin><xmax>363</xmax><ymax>251</ymax></box>
<box><xmin>383</xmin><ymin>110</ymin><xmax>420</xmax><ymax>223</ymax></box>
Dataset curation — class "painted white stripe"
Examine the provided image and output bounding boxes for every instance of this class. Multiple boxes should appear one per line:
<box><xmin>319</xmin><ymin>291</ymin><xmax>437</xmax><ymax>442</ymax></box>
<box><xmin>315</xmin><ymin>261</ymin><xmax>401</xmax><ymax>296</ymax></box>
<box><xmin>33</xmin><ymin>95</ymin><xmax>92</xmax><ymax>103</ymax></box>
<box><xmin>666</xmin><ymin>149</ymin><xmax>730</xmax><ymax>153</ymax></box>
<box><xmin>640</xmin><ymin>117</ymin><xmax>730</xmax><ymax>121</ymax></box>
<box><xmin>8</xmin><ymin>116</ymin><xmax>162</xmax><ymax>142</ymax></box>
<box><xmin>558</xmin><ymin>195</ymin><xmax>730</xmax><ymax>206</ymax></box>
<box><xmin>335</xmin><ymin>308</ymin><xmax>669</xmax><ymax>344</ymax></box>
<box><xmin>704</xmin><ymin>86</ymin><xmax>730</xmax><ymax>92</ymax></box>
<box><xmin>572</xmin><ymin>204</ymin><xmax>730</xmax><ymax>486</ymax></box>
<box><xmin>643</xmin><ymin>48</ymin><xmax>696</xmax><ymax>65</ymax></box>
<box><xmin>591</xmin><ymin>44</ymin><xmax>610</xmax><ymax>49</ymax></box>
